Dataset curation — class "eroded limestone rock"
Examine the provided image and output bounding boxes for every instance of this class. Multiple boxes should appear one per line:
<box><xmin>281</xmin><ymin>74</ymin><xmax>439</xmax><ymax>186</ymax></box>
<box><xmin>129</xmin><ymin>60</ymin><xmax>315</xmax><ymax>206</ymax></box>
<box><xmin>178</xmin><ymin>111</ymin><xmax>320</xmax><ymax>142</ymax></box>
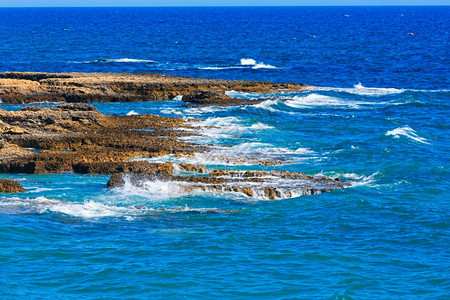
<box><xmin>0</xmin><ymin>72</ymin><xmax>307</xmax><ymax>105</ymax></box>
<box><xmin>0</xmin><ymin>179</ymin><xmax>25</xmax><ymax>193</ymax></box>
<box><xmin>106</xmin><ymin>163</ymin><xmax>349</xmax><ymax>200</ymax></box>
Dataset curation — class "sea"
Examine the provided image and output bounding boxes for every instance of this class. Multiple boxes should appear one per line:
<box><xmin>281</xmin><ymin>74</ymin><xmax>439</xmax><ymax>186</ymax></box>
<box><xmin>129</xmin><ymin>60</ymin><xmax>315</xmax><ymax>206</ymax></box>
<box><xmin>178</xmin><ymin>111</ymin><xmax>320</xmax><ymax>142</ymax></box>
<box><xmin>0</xmin><ymin>6</ymin><xmax>448</xmax><ymax>299</ymax></box>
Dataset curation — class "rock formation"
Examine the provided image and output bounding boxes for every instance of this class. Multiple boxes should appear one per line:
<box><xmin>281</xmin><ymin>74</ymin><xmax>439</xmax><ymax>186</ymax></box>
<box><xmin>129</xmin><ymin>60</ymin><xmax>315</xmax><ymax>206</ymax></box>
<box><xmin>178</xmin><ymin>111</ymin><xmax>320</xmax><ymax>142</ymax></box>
<box><xmin>0</xmin><ymin>179</ymin><xmax>25</xmax><ymax>193</ymax></box>
<box><xmin>0</xmin><ymin>103</ymin><xmax>198</xmax><ymax>174</ymax></box>
<box><xmin>0</xmin><ymin>72</ymin><xmax>307</xmax><ymax>104</ymax></box>
<box><xmin>107</xmin><ymin>164</ymin><xmax>349</xmax><ymax>200</ymax></box>
<box><xmin>0</xmin><ymin>72</ymin><xmax>348</xmax><ymax>200</ymax></box>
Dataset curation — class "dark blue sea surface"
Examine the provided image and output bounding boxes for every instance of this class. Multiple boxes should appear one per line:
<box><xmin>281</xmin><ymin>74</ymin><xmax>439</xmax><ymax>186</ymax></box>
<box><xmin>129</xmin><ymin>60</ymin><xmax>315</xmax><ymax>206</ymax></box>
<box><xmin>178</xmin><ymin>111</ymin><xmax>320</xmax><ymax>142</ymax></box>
<box><xmin>0</xmin><ymin>7</ymin><xmax>449</xmax><ymax>299</ymax></box>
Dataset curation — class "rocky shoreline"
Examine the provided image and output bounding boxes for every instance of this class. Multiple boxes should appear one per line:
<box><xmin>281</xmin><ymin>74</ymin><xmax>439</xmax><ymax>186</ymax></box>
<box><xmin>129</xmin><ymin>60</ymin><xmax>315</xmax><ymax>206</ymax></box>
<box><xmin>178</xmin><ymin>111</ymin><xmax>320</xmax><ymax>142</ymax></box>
<box><xmin>0</xmin><ymin>71</ymin><xmax>306</xmax><ymax>105</ymax></box>
<box><xmin>0</xmin><ymin>72</ymin><xmax>348</xmax><ymax>199</ymax></box>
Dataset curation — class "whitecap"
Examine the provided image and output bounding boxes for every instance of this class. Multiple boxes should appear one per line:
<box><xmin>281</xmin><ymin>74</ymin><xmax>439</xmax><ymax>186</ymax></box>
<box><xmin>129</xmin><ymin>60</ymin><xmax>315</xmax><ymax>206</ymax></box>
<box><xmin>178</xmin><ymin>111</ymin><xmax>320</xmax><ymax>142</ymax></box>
<box><xmin>160</xmin><ymin>105</ymin><xmax>230</xmax><ymax>117</ymax></box>
<box><xmin>249</xmin><ymin>123</ymin><xmax>274</xmax><ymax>130</ymax></box>
<box><xmin>0</xmin><ymin>197</ymin><xmax>230</xmax><ymax>218</ymax></box>
<box><xmin>126</xmin><ymin>110</ymin><xmax>139</xmax><ymax>116</ymax></box>
<box><xmin>252</xmin><ymin>99</ymin><xmax>281</xmax><ymax>112</ymax></box>
<box><xmin>182</xmin><ymin>117</ymin><xmax>274</xmax><ymax>142</ymax></box>
<box><xmin>115</xmin><ymin>175</ymin><xmax>184</xmax><ymax>200</ymax></box>
<box><xmin>285</xmin><ymin>94</ymin><xmax>361</xmax><ymax>109</ymax></box>
<box><xmin>225</xmin><ymin>90</ymin><xmax>253</xmax><ymax>98</ymax></box>
<box><xmin>318</xmin><ymin>171</ymin><xmax>378</xmax><ymax>187</ymax></box>
<box><xmin>307</xmin><ymin>83</ymin><xmax>405</xmax><ymax>96</ymax></box>
<box><xmin>386</xmin><ymin>125</ymin><xmax>430</xmax><ymax>145</ymax></box>
<box><xmin>199</xmin><ymin>66</ymin><xmax>243</xmax><ymax>70</ymax></box>
<box><xmin>97</xmin><ymin>58</ymin><xmax>156</xmax><ymax>63</ymax></box>
<box><xmin>139</xmin><ymin>142</ymin><xmax>315</xmax><ymax>167</ymax></box>
<box><xmin>252</xmin><ymin>63</ymin><xmax>278</xmax><ymax>69</ymax></box>
<box><xmin>240</xmin><ymin>58</ymin><xmax>257</xmax><ymax>65</ymax></box>
<box><xmin>239</xmin><ymin>58</ymin><xmax>278</xmax><ymax>69</ymax></box>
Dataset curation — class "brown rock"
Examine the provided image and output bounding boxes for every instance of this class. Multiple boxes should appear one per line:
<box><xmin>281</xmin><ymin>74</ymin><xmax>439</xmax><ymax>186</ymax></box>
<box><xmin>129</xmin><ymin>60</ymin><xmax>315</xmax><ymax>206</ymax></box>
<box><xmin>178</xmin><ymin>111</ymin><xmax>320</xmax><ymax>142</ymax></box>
<box><xmin>0</xmin><ymin>72</ymin><xmax>308</xmax><ymax>104</ymax></box>
<box><xmin>0</xmin><ymin>179</ymin><xmax>25</xmax><ymax>193</ymax></box>
<box><xmin>107</xmin><ymin>173</ymin><xmax>126</xmax><ymax>188</ymax></box>
<box><xmin>177</xmin><ymin>163</ymin><xmax>207</xmax><ymax>174</ymax></box>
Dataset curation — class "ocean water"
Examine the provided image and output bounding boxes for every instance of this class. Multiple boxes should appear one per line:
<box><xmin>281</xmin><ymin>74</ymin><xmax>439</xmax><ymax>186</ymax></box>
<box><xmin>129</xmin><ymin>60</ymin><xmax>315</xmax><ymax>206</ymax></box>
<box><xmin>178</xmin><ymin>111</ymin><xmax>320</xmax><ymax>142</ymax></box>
<box><xmin>0</xmin><ymin>7</ymin><xmax>449</xmax><ymax>298</ymax></box>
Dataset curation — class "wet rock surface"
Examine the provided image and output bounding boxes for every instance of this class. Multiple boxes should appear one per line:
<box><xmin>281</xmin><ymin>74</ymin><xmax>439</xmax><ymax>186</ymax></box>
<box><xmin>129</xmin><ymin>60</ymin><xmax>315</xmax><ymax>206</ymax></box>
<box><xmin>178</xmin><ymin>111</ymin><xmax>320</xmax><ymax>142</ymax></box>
<box><xmin>107</xmin><ymin>163</ymin><xmax>350</xmax><ymax>200</ymax></box>
<box><xmin>0</xmin><ymin>72</ymin><xmax>307</xmax><ymax>105</ymax></box>
<box><xmin>0</xmin><ymin>179</ymin><xmax>25</xmax><ymax>193</ymax></box>
<box><xmin>182</xmin><ymin>90</ymin><xmax>265</xmax><ymax>106</ymax></box>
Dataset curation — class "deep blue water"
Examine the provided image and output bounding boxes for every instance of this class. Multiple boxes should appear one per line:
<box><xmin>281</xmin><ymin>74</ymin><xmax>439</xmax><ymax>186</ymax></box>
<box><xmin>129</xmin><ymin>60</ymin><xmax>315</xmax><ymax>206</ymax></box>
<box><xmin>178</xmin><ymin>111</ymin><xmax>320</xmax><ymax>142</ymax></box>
<box><xmin>0</xmin><ymin>7</ymin><xmax>449</xmax><ymax>299</ymax></box>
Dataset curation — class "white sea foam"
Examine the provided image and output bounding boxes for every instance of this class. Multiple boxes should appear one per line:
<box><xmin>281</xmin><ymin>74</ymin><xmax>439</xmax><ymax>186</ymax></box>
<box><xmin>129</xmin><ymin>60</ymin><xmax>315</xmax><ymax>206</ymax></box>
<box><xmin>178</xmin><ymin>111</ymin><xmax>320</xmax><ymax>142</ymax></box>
<box><xmin>240</xmin><ymin>58</ymin><xmax>278</xmax><ymax>69</ymax></box>
<box><xmin>225</xmin><ymin>90</ymin><xmax>255</xmax><ymax>98</ymax></box>
<box><xmin>28</xmin><ymin>187</ymin><xmax>56</xmax><ymax>193</ymax></box>
<box><xmin>98</xmin><ymin>58</ymin><xmax>156</xmax><ymax>63</ymax></box>
<box><xmin>75</xmin><ymin>58</ymin><xmax>157</xmax><ymax>64</ymax></box>
<box><xmin>49</xmin><ymin>200</ymin><xmax>129</xmax><ymax>218</ymax></box>
<box><xmin>0</xmin><ymin>197</ymin><xmax>229</xmax><ymax>218</ymax></box>
<box><xmin>240</xmin><ymin>58</ymin><xmax>257</xmax><ymax>65</ymax></box>
<box><xmin>116</xmin><ymin>176</ymin><xmax>184</xmax><ymax>199</ymax></box>
<box><xmin>160</xmin><ymin>105</ymin><xmax>230</xmax><ymax>116</ymax></box>
<box><xmin>252</xmin><ymin>63</ymin><xmax>278</xmax><ymax>69</ymax></box>
<box><xmin>199</xmin><ymin>66</ymin><xmax>243</xmax><ymax>70</ymax></box>
<box><xmin>285</xmin><ymin>94</ymin><xmax>360</xmax><ymax>108</ymax></box>
<box><xmin>140</xmin><ymin>142</ymin><xmax>314</xmax><ymax>167</ymax></box>
<box><xmin>181</xmin><ymin>117</ymin><xmax>273</xmax><ymax>142</ymax></box>
<box><xmin>253</xmin><ymin>99</ymin><xmax>281</xmax><ymax>112</ymax></box>
<box><xmin>319</xmin><ymin>171</ymin><xmax>378</xmax><ymax>187</ymax></box>
<box><xmin>116</xmin><ymin>175</ymin><xmax>334</xmax><ymax>201</ymax></box>
<box><xmin>249</xmin><ymin>123</ymin><xmax>274</xmax><ymax>130</ymax></box>
<box><xmin>386</xmin><ymin>125</ymin><xmax>430</xmax><ymax>145</ymax></box>
<box><xmin>126</xmin><ymin>110</ymin><xmax>139</xmax><ymax>116</ymax></box>
<box><xmin>172</xmin><ymin>95</ymin><xmax>183</xmax><ymax>101</ymax></box>
<box><xmin>307</xmin><ymin>83</ymin><xmax>405</xmax><ymax>96</ymax></box>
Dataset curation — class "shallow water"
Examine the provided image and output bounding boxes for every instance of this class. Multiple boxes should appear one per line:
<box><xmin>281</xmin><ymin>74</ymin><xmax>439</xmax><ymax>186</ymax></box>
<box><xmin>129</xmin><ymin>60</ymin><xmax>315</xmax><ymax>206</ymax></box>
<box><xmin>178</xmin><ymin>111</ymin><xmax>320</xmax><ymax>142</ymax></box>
<box><xmin>0</xmin><ymin>6</ymin><xmax>449</xmax><ymax>298</ymax></box>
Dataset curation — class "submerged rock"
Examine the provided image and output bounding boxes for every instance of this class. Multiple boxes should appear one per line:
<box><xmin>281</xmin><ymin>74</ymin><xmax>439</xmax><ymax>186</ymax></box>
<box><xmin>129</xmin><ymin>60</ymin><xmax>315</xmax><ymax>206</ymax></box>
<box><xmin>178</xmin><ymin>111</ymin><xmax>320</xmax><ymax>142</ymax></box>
<box><xmin>0</xmin><ymin>179</ymin><xmax>25</xmax><ymax>193</ymax></box>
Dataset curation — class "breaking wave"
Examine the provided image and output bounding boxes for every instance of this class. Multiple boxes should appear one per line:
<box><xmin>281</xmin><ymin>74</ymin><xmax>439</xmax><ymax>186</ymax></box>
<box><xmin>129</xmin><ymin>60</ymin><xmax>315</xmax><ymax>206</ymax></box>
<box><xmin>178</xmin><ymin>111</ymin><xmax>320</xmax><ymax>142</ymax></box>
<box><xmin>140</xmin><ymin>142</ymin><xmax>315</xmax><ymax>167</ymax></box>
<box><xmin>199</xmin><ymin>66</ymin><xmax>244</xmax><ymax>70</ymax></box>
<box><xmin>197</xmin><ymin>58</ymin><xmax>278</xmax><ymax>71</ymax></box>
<box><xmin>76</xmin><ymin>58</ymin><xmax>157</xmax><ymax>64</ymax></box>
<box><xmin>0</xmin><ymin>197</ymin><xmax>230</xmax><ymax>219</ymax></box>
<box><xmin>181</xmin><ymin>117</ymin><xmax>274</xmax><ymax>142</ymax></box>
<box><xmin>307</xmin><ymin>83</ymin><xmax>405</xmax><ymax>96</ymax></box>
<box><xmin>240</xmin><ymin>58</ymin><xmax>278</xmax><ymax>69</ymax></box>
<box><xmin>126</xmin><ymin>110</ymin><xmax>139</xmax><ymax>116</ymax></box>
<box><xmin>285</xmin><ymin>94</ymin><xmax>362</xmax><ymax>108</ymax></box>
<box><xmin>386</xmin><ymin>125</ymin><xmax>430</xmax><ymax>145</ymax></box>
<box><xmin>318</xmin><ymin>171</ymin><xmax>379</xmax><ymax>187</ymax></box>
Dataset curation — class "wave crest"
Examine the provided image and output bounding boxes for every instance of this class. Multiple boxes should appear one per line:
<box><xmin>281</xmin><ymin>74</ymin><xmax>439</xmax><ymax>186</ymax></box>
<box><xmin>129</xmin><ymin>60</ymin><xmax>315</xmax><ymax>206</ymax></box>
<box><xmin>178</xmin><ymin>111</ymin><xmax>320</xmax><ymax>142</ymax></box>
<box><xmin>386</xmin><ymin>126</ymin><xmax>430</xmax><ymax>145</ymax></box>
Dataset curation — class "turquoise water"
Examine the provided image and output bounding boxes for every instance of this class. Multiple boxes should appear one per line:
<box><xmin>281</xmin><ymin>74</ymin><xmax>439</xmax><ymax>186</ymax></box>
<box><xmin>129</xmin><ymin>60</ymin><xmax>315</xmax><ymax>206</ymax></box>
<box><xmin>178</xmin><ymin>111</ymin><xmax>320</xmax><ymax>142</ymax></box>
<box><xmin>0</xmin><ymin>7</ymin><xmax>449</xmax><ymax>298</ymax></box>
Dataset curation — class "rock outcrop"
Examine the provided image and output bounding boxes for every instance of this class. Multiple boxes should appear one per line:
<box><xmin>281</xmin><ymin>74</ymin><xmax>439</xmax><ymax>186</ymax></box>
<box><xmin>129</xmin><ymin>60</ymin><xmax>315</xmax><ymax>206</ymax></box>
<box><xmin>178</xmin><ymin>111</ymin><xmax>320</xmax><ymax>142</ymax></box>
<box><xmin>0</xmin><ymin>72</ymin><xmax>307</xmax><ymax>105</ymax></box>
<box><xmin>0</xmin><ymin>72</ymin><xmax>349</xmax><ymax>200</ymax></box>
<box><xmin>182</xmin><ymin>90</ymin><xmax>264</xmax><ymax>106</ymax></box>
<box><xmin>0</xmin><ymin>179</ymin><xmax>25</xmax><ymax>193</ymax></box>
<box><xmin>107</xmin><ymin>163</ymin><xmax>349</xmax><ymax>200</ymax></box>
<box><xmin>0</xmin><ymin>104</ymin><xmax>198</xmax><ymax>174</ymax></box>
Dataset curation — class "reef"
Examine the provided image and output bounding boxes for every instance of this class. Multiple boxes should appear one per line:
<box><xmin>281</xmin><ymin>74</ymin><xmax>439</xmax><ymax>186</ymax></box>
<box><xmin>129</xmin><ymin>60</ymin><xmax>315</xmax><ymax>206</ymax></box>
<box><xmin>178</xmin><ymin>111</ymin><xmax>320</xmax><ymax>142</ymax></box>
<box><xmin>0</xmin><ymin>72</ymin><xmax>306</xmax><ymax>105</ymax></box>
<box><xmin>0</xmin><ymin>72</ymin><xmax>348</xmax><ymax>199</ymax></box>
